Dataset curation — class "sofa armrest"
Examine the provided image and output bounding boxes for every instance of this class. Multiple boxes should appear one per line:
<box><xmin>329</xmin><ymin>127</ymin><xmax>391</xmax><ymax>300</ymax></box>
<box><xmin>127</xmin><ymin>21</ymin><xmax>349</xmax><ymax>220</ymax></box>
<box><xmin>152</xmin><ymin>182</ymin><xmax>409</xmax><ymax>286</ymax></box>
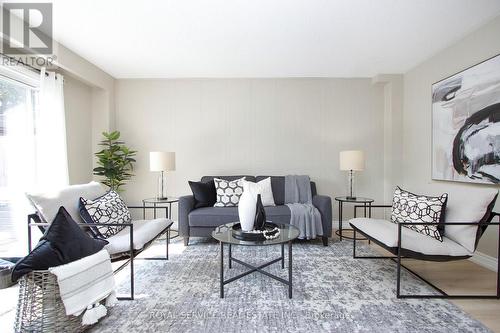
<box><xmin>313</xmin><ymin>195</ymin><xmax>332</xmax><ymax>237</ymax></box>
<box><xmin>179</xmin><ymin>195</ymin><xmax>196</xmax><ymax>237</ymax></box>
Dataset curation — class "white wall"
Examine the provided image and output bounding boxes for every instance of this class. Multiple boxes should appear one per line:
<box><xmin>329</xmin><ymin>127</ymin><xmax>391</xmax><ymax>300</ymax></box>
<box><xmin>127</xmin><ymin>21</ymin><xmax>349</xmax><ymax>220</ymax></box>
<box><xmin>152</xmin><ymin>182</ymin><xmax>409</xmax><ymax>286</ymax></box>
<box><xmin>115</xmin><ymin>78</ymin><xmax>385</xmax><ymax>220</ymax></box>
<box><xmin>402</xmin><ymin>16</ymin><xmax>500</xmax><ymax>257</ymax></box>
<box><xmin>64</xmin><ymin>75</ymin><xmax>93</xmax><ymax>184</ymax></box>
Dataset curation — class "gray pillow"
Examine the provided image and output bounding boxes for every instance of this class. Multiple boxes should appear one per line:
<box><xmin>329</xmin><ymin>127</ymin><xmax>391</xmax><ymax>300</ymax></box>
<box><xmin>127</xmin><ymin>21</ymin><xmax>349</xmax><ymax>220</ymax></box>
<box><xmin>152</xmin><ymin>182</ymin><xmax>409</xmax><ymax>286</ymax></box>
<box><xmin>214</xmin><ymin>177</ymin><xmax>245</xmax><ymax>207</ymax></box>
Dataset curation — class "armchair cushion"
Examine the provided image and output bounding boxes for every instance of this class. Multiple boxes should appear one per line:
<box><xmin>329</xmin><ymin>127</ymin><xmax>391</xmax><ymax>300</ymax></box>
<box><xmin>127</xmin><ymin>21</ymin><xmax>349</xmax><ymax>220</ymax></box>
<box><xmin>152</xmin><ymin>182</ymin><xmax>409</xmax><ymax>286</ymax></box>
<box><xmin>26</xmin><ymin>181</ymin><xmax>106</xmax><ymax>224</ymax></box>
<box><xmin>444</xmin><ymin>189</ymin><xmax>498</xmax><ymax>252</ymax></box>
<box><xmin>105</xmin><ymin>218</ymin><xmax>171</xmax><ymax>255</ymax></box>
<box><xmin>350</xmin><ymin>218</ymin><xmax>471</xmax><ymax>258</ymax></box>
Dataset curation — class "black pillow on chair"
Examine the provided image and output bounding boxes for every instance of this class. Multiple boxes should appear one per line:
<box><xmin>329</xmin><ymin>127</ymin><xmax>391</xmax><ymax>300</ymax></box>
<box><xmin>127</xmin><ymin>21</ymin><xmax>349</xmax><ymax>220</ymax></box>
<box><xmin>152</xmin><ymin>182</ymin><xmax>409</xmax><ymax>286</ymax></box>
<box><xmin>189</xmin><ymin>180</ymin><xmax>216</xmax><ymax>208</ymax></box>
<box><xmin>11</xmin><ymin>206</ymin><xmax>108</xmax><ymax>282</ymax></box>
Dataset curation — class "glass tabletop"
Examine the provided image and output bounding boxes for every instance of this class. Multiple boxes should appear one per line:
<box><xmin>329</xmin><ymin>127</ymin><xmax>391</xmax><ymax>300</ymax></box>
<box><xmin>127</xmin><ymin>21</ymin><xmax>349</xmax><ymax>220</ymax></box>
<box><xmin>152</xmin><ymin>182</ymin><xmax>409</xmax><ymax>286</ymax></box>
<box><xmin>142</xmin><ymin>197</ymin><xmax>179</xmax><ymax>203</ymax></box>
<box><xmin>335</xmin><ymin>196</ymin><xmax>374</xmax><ymax>203</ymax></box>
<box><xmin>212</xmin><ymin>222</ymin><xmax>300</xmax><ymax>246</ymax></box>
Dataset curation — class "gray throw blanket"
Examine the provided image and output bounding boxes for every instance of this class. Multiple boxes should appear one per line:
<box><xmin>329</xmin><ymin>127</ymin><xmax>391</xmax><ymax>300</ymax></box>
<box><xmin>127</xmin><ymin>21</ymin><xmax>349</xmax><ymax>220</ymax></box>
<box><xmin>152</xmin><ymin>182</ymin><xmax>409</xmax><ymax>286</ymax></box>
<box><xmin>285</xmin><ymin>175</ymin><xmax>323</xmax><ymax>239</ymax></box>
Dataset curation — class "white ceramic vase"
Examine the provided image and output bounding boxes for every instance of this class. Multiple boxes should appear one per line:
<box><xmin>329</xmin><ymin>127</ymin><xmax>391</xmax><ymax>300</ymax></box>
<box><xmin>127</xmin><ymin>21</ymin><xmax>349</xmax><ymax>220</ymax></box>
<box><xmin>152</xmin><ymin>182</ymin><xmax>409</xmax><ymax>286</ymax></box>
<box><xmin>238</xmin><ymin>184</ymin><xmax>256</xmax><ymax>231</ymax></box>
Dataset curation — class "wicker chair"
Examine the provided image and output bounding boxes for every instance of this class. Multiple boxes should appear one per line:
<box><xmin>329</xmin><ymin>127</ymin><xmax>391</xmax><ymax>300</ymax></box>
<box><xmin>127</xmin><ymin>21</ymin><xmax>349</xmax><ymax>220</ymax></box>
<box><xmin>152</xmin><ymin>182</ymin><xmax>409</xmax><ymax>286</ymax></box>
<box><xmin>15</xmin><ymin>270</ymin><xmax>92</xmax><ymax>332</ymax></box>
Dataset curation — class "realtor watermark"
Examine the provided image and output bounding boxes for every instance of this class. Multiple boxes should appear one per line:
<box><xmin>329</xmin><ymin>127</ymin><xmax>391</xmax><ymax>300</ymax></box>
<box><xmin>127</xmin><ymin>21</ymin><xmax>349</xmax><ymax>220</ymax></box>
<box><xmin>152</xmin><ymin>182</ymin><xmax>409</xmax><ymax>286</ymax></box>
<box><xmin>149</xmin><ymin>309</ymin><xmax>352</xmax><ymax>321</ymax></box>
<box><xmin>1</xmin><ymin>2</ymin><xmax>56</xmax><ymax>67</ymax></box>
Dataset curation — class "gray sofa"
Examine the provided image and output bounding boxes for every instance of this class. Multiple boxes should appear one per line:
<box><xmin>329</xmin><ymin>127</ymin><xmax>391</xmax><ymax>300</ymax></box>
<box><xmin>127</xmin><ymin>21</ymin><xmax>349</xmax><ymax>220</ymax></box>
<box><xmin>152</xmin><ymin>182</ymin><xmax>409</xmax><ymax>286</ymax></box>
<box><xmin>179</xmin><ymin>175</ymin><xmax>332</xmax><ymax>246</ymax></box>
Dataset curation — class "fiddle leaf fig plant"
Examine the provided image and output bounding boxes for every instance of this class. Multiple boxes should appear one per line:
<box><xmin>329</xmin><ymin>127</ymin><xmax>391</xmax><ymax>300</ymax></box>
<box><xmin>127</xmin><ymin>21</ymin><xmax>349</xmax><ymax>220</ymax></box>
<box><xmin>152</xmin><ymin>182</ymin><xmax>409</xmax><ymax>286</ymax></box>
<box><xmin>93</xmin><ymin>131</ymin><xmax>137</xmax><ymax>191</ymax></box>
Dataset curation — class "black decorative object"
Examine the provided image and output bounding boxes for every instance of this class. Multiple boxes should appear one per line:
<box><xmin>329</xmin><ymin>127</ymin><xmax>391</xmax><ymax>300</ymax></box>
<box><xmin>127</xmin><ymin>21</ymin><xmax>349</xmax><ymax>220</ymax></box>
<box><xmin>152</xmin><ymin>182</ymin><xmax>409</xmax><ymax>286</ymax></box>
<box><xmin>231</xmin><ymin>222</ymin><xmax>279</xmax><ymax>241</ymax></box>
<box><xmin>253</xmin><ymin>194</ymin><xmax>266</xmax><ymax>231</ymax></box>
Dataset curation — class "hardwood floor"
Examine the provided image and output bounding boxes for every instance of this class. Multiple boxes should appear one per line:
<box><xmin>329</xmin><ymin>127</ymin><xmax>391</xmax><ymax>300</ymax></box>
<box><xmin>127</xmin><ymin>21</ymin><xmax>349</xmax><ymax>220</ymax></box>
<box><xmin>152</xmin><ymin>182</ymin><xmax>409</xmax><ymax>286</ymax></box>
<box><xmin>338</xmin><ymin>230</ymin><xmax>500</xmax><ymax>332</ymax></box>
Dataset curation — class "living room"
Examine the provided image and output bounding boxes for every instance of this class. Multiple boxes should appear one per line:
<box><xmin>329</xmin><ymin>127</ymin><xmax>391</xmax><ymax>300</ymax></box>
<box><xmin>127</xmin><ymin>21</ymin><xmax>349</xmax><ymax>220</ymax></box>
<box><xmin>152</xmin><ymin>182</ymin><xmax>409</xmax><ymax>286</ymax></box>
<box><xmin>0</xmin><ymin>0</ymin><xmax>499</xmax><ymax>332</ymax></box>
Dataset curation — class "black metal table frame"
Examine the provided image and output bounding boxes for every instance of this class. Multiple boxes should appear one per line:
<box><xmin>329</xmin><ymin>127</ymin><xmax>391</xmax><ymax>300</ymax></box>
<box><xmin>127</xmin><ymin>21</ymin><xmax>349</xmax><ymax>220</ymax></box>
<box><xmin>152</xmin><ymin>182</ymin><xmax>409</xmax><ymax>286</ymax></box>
<box><xmin>335</xmin><ymin>198</ymin><xmax>373</xmax><ymax>241</ymax></box>
<box><xmin>142</xmin><ymin>198</ymin><xmax>179</xmax><ymax>239</ymax></box>
<box><xmin>219</xmin><ymin>241</ymin><xmax>293</xmax><ymax>299</ymax></box>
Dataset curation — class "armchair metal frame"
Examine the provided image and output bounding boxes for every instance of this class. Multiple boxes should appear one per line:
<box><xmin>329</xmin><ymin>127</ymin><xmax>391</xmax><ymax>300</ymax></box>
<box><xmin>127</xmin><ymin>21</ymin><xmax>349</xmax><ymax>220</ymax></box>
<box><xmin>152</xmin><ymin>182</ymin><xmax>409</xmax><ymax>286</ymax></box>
<box><xmin>27</xmin><ymin>206</ymin><xmax>172</xmax><ymax>301</ymax></box>
<box><xmin>352</xmin><ymin>205</ymin><xmax>500</xmax><ymax>299</ymax></box>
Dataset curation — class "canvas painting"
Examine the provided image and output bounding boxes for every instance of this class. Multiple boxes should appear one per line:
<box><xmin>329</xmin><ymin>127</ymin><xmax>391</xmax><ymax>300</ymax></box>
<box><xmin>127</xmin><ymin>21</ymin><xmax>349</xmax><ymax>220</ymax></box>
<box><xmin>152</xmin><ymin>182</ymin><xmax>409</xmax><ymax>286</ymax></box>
<box><xmin>432</xmin><ymin>55</ymin><xmax>500</xmax><ymax>184</ymax></box>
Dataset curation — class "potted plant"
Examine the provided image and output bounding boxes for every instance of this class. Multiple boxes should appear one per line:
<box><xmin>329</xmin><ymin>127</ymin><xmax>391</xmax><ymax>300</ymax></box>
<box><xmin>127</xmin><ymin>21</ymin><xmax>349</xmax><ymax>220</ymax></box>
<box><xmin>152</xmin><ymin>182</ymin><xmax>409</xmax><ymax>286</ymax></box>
<box><xmin>93</xmin><ymin>131</ymin><xmax>137</xmax><ymax>191</ymax></box>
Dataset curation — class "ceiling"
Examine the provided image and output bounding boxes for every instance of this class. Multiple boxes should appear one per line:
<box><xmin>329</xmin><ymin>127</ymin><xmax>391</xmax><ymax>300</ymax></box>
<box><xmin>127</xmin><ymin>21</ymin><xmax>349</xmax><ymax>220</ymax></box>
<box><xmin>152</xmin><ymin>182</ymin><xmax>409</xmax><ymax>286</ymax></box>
<box><xmin>8</xmin><ymin>0</ymin><xmax>500</xmax><ymax>78</ymax></box>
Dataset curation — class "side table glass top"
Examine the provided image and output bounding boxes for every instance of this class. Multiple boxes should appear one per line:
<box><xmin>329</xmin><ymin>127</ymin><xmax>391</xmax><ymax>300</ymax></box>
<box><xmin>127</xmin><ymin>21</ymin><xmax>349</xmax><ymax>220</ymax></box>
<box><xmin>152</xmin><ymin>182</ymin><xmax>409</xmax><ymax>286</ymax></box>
<box><xmin>334</xmin><ymin>196</ymin><xmax>374</xmax><ymax>203</ymax></box>
<box><xmin>212</xmin><ymin>222</ymin><xmax>299</xmax><ymax>246</ymax></box>
<box><xmin>142</xmin><ymin>197</ymin><xmax>179</xmax><ymax>204</ymax></box>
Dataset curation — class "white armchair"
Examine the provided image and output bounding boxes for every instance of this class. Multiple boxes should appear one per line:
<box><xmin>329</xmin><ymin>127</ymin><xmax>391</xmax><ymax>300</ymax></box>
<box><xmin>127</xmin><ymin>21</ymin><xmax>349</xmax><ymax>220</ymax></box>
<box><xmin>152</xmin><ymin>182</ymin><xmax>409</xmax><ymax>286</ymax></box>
<box><xmin>349</xmin><ymin>188</ymin><xmax>499</xmax><ymax>299</ymax></box>
<box><xmin>26</xmin><ymin>181</ymin><xmax>172</xmax><ymax>300</ymax></box>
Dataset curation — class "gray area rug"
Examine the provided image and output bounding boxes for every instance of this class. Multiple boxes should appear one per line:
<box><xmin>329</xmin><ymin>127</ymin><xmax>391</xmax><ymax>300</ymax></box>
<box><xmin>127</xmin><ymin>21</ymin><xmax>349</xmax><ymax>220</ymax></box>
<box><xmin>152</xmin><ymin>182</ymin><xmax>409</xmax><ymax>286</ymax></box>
<box><xmin>91</xmin><ymin>239</ymin><xmax>490</xmax><ymax>333</ymax></box>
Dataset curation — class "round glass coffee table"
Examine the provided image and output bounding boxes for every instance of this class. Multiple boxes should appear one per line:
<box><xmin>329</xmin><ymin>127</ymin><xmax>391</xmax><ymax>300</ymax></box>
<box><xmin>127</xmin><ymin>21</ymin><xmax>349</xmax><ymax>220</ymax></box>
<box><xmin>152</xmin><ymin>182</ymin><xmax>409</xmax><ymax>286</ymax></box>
<box><xmin>212</xmin><ymin>222</ymin><xmax>300</xmax><ymax>299</ymax></box>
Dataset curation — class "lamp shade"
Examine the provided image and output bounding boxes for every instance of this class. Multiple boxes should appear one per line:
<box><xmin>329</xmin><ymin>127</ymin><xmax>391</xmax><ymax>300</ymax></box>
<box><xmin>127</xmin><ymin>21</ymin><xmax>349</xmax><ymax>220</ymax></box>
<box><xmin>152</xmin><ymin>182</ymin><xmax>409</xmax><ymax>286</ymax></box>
<box><xmin>149</xmin><ymin>152</ymin><xmax>176</xmax><ymax>171</ymax></box>
<box><xmin>339</xmin><ymin>150</ymin><xmax>365</xmax><ymax>171</ymax></box>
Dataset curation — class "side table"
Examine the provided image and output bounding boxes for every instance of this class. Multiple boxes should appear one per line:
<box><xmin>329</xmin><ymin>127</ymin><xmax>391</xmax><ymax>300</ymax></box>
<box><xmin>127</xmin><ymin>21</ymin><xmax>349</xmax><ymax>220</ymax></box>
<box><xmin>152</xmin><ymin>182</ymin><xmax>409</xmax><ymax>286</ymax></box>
<box><xmin>335</xmin><ymin>196</ymin><xmax>374</xmax><ymax>241</ymax></box>
<box><xmin>142</xmin><ymin>197</ymin><xmax>179</xmax><ymax>239</ymax></box>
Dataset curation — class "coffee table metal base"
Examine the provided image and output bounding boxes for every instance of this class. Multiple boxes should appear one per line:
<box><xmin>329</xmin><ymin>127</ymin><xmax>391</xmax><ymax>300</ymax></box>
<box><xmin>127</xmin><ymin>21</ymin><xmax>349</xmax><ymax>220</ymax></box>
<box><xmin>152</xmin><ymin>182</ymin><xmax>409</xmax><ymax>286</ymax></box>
<box><xmin>219</xmin><ymin>242</ymin><xmax>293</xmax><ymax>299</ymax></box>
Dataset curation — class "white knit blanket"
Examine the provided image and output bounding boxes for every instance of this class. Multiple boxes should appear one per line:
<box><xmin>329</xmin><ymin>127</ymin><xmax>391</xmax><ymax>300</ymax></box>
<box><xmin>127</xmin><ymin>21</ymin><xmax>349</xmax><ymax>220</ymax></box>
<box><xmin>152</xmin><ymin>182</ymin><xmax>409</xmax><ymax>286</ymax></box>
<box><xmin>49</xmin><ymin>249</ymin><xmax>117</xmax><ymax>325</ymax></box>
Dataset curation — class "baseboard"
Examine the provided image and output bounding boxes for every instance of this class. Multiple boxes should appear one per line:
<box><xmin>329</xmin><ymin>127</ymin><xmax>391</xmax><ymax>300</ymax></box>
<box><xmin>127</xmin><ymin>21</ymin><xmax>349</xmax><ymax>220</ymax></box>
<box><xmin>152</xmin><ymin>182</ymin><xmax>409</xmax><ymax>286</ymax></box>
<box><xmin>469</xmin><ymin>251</ymin><xmax>498</xmax><ymax>272</ymax></box>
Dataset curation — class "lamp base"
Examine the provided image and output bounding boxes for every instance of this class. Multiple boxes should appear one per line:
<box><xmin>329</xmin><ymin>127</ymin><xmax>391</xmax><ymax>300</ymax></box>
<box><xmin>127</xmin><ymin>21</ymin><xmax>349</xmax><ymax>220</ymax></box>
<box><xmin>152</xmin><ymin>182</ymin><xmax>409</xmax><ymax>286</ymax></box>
<box><xmin>346</xmin><ymin>196</ymin><xmax>357</xmax><ymax>201</ymax></box>
<box><xmin>156</xmin><ymin>196</ymin><xmax>169</xmax><ymax>200</ymax></box>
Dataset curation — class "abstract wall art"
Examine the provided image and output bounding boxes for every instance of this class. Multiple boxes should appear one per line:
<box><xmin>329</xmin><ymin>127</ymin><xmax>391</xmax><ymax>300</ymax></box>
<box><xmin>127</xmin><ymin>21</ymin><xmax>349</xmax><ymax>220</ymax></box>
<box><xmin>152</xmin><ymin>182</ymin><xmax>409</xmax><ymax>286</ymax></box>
<box><xmin>432</xmin><ymin>54</ymin><xmax>500</xmax><ymax>184</ymax></box>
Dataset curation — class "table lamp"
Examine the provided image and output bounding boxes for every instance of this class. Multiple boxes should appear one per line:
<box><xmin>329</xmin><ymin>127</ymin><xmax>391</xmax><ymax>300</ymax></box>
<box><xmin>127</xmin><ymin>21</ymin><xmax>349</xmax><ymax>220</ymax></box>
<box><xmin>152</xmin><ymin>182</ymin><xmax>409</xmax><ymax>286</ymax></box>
<box><xmin>339</xmin><ymin>150</ymin><xmax>365</xmax><ymax>200</ymax></box>
<box><xmin>150</xmin><ymin>152</ymin><xmax>176</xmax><ymax>200</ymax></box>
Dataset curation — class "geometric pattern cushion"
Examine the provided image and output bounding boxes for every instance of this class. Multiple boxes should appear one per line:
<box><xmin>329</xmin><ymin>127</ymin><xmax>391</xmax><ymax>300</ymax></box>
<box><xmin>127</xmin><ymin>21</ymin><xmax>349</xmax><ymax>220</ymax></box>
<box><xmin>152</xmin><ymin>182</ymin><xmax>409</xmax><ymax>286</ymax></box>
<box><xmin>79</xmin><ymin>190</ymin><xmax>131</xmax><ymax>238</ymax></box>
<box><xmin>105</xmin><ymin>218</ymin><xmax>171</xmax><ymax>255</ymax></box>
<box><xmin>214</xmin><ymin>177</ymin><xmax>245</xmax><ymax>207</ymax></box>
<box><xmin>391</xmin><ymin>186</ymin><xmax>448</xmax><ymax>242</ymax></box>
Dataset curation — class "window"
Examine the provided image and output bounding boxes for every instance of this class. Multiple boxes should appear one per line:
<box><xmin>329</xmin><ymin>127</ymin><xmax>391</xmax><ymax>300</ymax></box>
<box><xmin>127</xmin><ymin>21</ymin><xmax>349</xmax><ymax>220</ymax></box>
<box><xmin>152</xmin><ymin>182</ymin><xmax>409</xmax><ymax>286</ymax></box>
<box><xmin>0</xmin><ymin>72</ymin><xmax>39</xmax><ymax>257</ymax></box>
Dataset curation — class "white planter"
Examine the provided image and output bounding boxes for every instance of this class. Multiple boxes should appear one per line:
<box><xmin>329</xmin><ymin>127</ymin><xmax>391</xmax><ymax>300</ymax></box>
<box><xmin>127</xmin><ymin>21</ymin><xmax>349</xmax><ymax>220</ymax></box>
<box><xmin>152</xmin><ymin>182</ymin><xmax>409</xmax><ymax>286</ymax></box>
<box><xmin>238</xmin><ymin>186</ymin><xmax>256</xmax><ymax>231</ymax></box>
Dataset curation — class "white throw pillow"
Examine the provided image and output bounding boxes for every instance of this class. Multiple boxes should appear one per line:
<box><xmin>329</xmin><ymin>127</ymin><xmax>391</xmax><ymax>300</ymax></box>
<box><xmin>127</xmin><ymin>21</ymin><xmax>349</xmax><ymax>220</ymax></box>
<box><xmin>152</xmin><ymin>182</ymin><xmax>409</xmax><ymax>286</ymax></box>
<box><xmin>444</xmin><ymin>188</ymin><xmax>498</xmax><ymax>252</ymax></box>
<box><xmin>242</xmin><ymin>177</ymin><xmax>276</xmax><ymax>207</ymax></box>
<box><xmin>26</xmin><ymin>181</ymin><xmax>106</xmax><ymax>224</ymax></box>
<box><xmin>214</xmin><ymin>177</ymin><xmax>245</xmax><ymax>207</ymax></box>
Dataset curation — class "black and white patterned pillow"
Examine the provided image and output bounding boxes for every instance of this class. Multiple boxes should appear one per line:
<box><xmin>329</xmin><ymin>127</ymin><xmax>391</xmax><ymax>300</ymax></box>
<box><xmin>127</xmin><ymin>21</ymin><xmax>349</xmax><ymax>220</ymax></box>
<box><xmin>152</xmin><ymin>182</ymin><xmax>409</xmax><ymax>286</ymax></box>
<box><xmin>391</xmin><ymin>186</ymin><xmax>448</xmax><ymax>242</ymax></box>
<box><xmin>214</xmin><ymin>177</ymin><xmax>245</xmax><ymax>207</ymax></box>
<box><xmin>79</xmin><ymin>191</ymin><xmax>131</xmax><ymax>238</ymax></box>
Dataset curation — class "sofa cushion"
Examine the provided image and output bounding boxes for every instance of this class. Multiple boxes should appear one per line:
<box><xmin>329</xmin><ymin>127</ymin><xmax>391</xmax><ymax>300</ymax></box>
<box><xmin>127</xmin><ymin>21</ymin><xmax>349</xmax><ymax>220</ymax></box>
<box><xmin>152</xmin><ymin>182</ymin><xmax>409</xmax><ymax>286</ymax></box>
<box><xmin>214</xmin><ymin>177</ymin><xmax>245</xmax><ymax>207</ymax></box>
<box><xmin>264</xmin><ymin>205</ymin><xmax>291</xmax><ymax>224</ymax></box>
<box><xmin>256</xmin><ymin>176</ymin><xmax>285</xmax><ymax>205</ymax></box>
<box><xmin>188</xmin><ymin>180</ymin><xmax>216</xmax><ymax>208</ymax></box>
<box><xmin>26</xmin><ymin>181</ymin><xmax>106</xmax><ymax>224</ymax></box>
<box><xmin>242</xmin><ymin>177</ymin><xmax>275</xmax><ymax>206</ymax></box>
<box><xmin>444</xmin><ymin>189</ymin><xmax>498</xmax><ymax>252</ymax></box>
<box><xmin>105</xmin><ymin>218</ymin><xmax>171</xmax><ymax>255</ymax></box>
<box><xmin>350</xmin><ymin>218</ymin><xmax>471</xmax><ymax>258</ymax></box>
<box><xmin>189</xmin><ymin>207</ymin><xmax>239</xmax><ymax>227</ymax></box>
<box><xmin>189</xmin><ymin>205</ymin><xmax>292</xmax><ymax>227</ymax></box>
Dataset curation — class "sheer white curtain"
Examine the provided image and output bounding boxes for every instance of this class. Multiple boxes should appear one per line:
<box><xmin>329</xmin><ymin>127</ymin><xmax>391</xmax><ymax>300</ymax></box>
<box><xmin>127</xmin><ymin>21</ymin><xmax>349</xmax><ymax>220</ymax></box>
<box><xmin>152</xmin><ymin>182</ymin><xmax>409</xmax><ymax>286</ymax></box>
<box><xmin>36</xmin><ymin>68</ymin><xmax>68</xmax><ymax>190</ymax></box>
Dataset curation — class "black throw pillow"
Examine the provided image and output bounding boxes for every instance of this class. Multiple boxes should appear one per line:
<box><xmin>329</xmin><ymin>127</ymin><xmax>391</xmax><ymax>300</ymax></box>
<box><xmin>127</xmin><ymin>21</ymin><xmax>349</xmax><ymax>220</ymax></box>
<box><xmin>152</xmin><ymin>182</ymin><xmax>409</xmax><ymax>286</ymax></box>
<box><xmin>11</xmin><ymin>206</ymin><xmax>108</xmax><ymax>282</ymax></box>
<box><xmin>189</xmin><ymin>180</ymin><xmax>216</xmax><ymax>208</ymax></box>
